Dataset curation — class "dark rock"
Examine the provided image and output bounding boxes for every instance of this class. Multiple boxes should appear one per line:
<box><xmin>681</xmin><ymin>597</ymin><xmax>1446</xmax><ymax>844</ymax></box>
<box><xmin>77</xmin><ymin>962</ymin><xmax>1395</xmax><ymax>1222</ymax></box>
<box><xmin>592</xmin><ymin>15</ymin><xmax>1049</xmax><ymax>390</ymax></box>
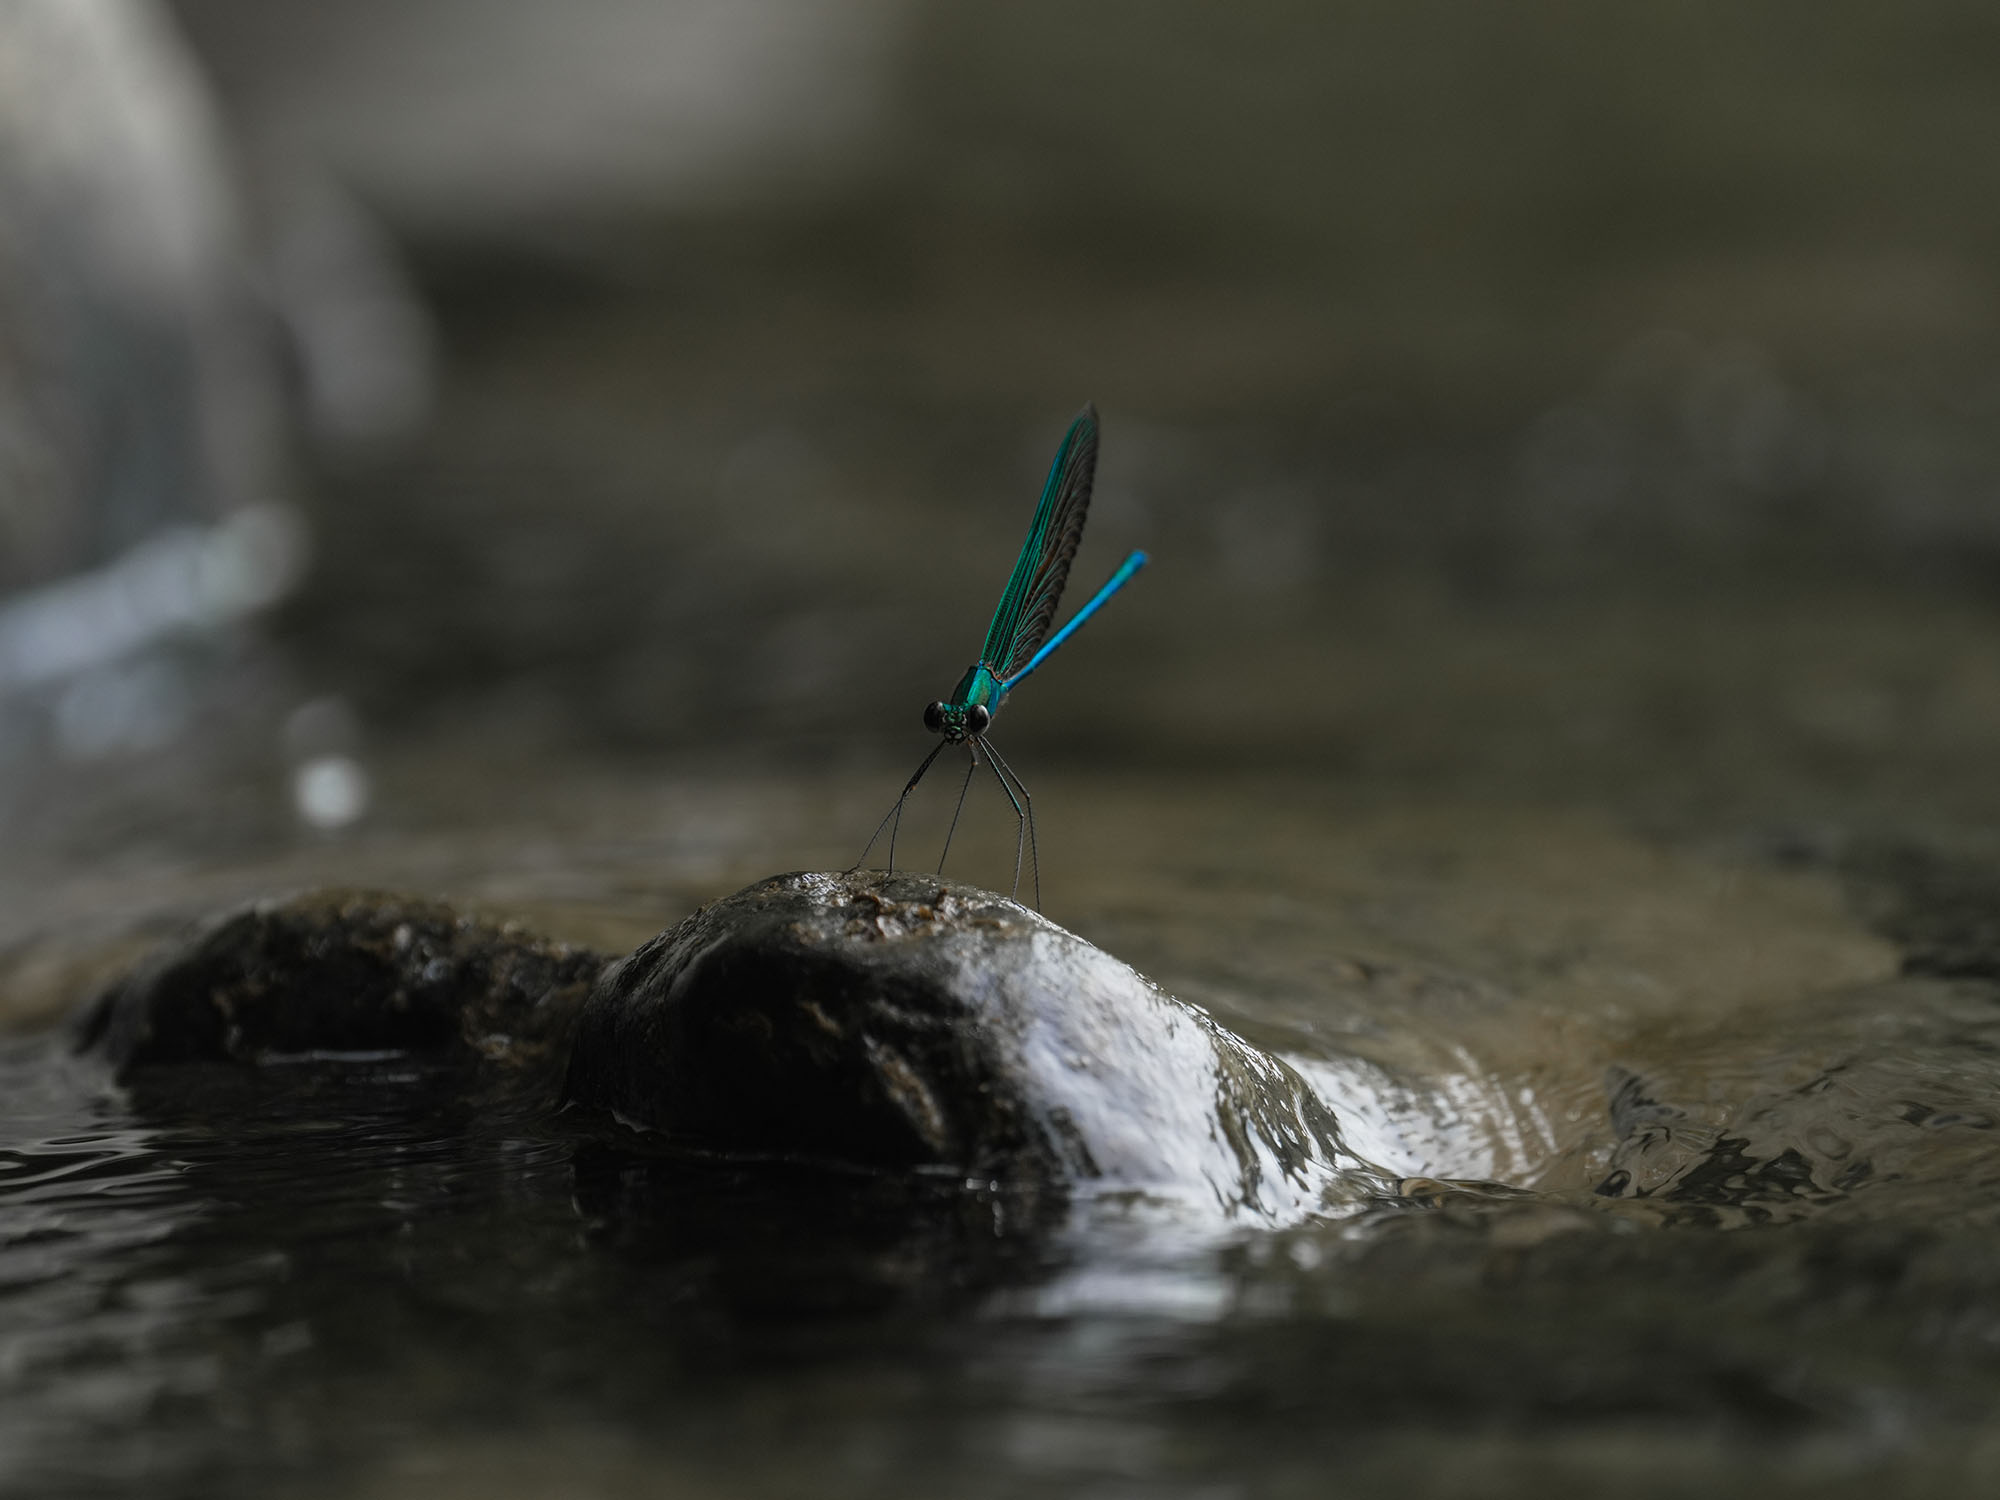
<box><xmin>73</xmin><ymin>872</ymin><xmax>1392</xmax><ymax>1224</ymax></box>
<box><xmin>561</xmin><ymin>870</ymin><xmax>1389</xmax><ymax>1221</ymax></box>
<box><xmin>75</xmin><ymin>889</ymin><xmax>605</xmax><ymax>1081</ymax></box>
<box><xmin>1841</xmin><ymin>839</ymin><xmax>2000</xmax><ymax>980</ymax></box>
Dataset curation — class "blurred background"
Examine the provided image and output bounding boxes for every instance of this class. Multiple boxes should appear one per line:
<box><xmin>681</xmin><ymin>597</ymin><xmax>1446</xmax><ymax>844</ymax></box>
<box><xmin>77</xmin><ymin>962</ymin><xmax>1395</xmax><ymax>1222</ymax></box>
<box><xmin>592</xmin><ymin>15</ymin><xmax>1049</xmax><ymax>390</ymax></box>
<box><xmin>10</xmin><ymin>0</ymin><xmax>2000</xmax><ymax>939</ymax></box>
<box><xmin>19</xmin><ymin>7</ymin><xmax>2000</xmax><ymax>1494</ymax></box>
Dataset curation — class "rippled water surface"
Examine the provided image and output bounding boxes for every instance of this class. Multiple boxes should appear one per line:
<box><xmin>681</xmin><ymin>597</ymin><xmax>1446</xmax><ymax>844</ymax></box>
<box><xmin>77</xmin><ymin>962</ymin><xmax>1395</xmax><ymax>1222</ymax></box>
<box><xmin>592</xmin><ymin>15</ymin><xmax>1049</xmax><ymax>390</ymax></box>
<box><xmin>9</xmin><ymin>753</ymin><xmax>2000</xmax><ymax>1498</ymax></box>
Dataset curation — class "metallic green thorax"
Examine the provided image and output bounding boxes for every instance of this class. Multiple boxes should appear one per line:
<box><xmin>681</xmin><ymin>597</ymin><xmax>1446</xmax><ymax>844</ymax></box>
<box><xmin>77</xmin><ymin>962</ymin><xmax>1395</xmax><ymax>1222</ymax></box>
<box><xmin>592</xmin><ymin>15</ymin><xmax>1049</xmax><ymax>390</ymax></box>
<box><xmin>949</xmin><ymin>663</ymin><xmax>1003</xmax><ymax>711</ymax></box>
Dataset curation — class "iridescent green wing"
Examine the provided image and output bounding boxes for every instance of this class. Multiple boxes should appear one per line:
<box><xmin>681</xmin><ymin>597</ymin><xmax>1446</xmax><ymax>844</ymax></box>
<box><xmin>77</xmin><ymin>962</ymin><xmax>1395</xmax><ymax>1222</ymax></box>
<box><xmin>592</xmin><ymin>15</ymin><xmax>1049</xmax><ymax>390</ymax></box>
<box><xmin>978</xmin><ymin>404</ymin><xmax>1099</xmax><ymax>678</ymax></box>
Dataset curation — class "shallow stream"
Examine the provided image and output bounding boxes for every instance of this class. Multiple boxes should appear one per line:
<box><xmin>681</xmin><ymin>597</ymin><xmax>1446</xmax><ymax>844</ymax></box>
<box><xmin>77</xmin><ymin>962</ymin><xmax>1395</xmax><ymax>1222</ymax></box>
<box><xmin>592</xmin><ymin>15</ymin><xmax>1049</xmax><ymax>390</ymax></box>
<box><xmin>9</xmin><ymin>735</ymin><xmax>2000</xmax><ymax>1497</ymax></box>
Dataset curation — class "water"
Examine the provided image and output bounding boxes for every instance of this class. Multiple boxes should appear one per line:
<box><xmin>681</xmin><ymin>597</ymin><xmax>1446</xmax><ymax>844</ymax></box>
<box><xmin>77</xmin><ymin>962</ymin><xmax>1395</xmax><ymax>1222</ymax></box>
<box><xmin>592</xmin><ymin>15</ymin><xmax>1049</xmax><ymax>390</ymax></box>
<box><xmin>9</xmin><ymin>757</ymin><xmax>2000</xmax><ymax>1497</ymax></box>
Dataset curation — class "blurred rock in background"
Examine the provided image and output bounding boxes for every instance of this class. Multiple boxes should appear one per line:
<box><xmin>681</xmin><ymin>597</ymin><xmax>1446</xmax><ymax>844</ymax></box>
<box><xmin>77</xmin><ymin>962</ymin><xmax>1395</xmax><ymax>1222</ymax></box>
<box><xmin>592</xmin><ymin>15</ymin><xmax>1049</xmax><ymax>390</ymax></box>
<box><xmin>0</xmin><ymin>0</ymin><xmax>435</xmax><ymax>846</ymax></box>
<box><xmin>0</xmin><ymin>0</ymin><xmax>289</xmax><ymax>826</ymax></box>
<box><xmin>0</xmin><ymin>0</ymin><xmax>274</xmax><ymax>589</ymax></box>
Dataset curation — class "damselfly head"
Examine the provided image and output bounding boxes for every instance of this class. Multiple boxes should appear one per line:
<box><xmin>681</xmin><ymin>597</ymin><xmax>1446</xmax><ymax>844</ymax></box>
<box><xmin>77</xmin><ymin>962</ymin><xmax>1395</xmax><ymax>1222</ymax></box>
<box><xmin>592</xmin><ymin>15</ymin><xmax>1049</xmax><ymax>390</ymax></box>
<box><xmin>922</xmin><ymin>701</ymin><xmax>991</xmax><ymax>742</ymax></box>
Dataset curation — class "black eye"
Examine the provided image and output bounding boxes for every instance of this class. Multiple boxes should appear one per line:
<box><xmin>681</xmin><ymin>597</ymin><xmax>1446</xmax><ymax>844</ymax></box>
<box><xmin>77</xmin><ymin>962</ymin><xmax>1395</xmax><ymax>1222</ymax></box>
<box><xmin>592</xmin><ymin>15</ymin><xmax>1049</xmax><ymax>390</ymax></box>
<box><xmin>923</xmin><ymin>702</ymin><xmax>945</xmax><ymax>733</ymax></box>
<box><xmin>965</xmin><ymin>705</ymin><xmax>991</xmax><ymax>734</ymax></box>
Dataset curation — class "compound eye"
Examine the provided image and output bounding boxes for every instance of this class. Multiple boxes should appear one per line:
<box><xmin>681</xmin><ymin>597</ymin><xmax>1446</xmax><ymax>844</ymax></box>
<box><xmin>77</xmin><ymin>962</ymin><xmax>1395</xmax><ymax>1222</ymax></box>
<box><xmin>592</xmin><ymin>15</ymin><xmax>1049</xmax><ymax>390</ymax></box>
<box><xmin>923</xmin><ymin>702</ymin><xmax>945</xmax><ymax>733</ymax></box>
<box><xmin>965</xmin><ymin>704</ymin><xmax>991</xmax><ymax>735</ymax></box>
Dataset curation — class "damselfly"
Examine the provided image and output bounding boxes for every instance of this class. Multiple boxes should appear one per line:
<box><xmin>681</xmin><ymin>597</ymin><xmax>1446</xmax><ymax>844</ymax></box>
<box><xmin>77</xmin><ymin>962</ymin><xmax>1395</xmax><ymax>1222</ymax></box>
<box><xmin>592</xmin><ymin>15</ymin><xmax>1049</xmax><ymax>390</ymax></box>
<box><xmin>854</xmin><ymin>404</ymin><xmax>1147</xmax><ymax>906</ymax></box>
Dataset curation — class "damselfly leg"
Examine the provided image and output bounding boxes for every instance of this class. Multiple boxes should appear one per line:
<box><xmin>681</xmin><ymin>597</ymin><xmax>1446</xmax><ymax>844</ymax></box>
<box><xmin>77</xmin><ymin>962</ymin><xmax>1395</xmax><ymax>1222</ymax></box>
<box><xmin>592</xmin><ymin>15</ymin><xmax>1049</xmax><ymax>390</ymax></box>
<box><xmin>850</xmin><ymin>739</ymin><xmax>946</xmax><ymax>876</ymax></box>
<box><xmin>940</xmin><ymin>744</ymin><xmax>980</xmax><ymax>876</ymax></box>
<box><xmin>979</xmin><ymin>737</ymin><xmax>1039</xmax><ymax>909</ymax></box>
<box><xmin>936</xmin><ymin>741</ymin><xmax>980</xmax><ymax>874</ymax></box>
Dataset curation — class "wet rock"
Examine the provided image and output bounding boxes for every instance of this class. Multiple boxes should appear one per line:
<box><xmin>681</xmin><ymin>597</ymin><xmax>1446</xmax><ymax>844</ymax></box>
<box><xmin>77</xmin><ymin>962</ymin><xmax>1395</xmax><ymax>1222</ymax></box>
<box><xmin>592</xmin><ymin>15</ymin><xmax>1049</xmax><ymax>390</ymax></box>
<box><xmin>75</xmin><ymin>889</ymin><xmax>605</xmax><ymax>1079</ymax></box>
<box><xmin>72</xmin><ymin>873</ymin><xmax>1391</xmax><ymax>1224</ymax></box>
<box><xmin>561</xmin><ymin>870</ymin><xmax>1388</xmax><ymax>1221</ymax></box>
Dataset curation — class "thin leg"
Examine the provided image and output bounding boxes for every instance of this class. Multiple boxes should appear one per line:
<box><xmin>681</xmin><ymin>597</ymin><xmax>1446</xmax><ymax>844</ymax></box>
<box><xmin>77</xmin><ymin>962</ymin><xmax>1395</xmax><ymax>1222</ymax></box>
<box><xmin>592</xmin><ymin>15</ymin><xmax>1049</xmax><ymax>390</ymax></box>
<box><xmin>981</xmin><ymin>743</ymin><xmax>1028</xmax><ymax>903</ymax></box>
<box><xmin>850</xmin><ymin>739</ymin><xmax>945</xmax><ymax>875</ymax></box>
<box><xmin>981</xmin><ymin>738</ymin><xmax>1039</xmax><ymax>910</ymax></box>
<box><xmin>936</xmin><ymin>741</ymin><xmax>979</xmax><ymax>874</ymax></box>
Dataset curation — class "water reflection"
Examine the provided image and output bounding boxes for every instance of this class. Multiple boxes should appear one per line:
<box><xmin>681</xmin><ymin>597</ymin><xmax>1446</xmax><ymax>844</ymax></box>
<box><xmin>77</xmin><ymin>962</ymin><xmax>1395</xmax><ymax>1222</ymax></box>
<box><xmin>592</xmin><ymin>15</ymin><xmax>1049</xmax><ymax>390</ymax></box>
<box><xmin>0</xmin><ymin>1042</ymin><xmax>201</xmax><ymax>1495</ymax></box>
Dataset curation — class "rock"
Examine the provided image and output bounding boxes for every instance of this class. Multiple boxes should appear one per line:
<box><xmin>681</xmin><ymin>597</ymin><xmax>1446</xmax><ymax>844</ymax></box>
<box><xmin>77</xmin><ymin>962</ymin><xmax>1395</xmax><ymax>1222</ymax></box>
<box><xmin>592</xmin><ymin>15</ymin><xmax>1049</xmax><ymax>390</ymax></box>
<box><xmin>75</xmin><ymin>889</ymin><xmax>605</xmax><ymax>1081</ymax></box>
<box><xmin>561</xmin><ymin>870</ymin><xmax>1389</xmax><ymax>1222</ymax></box>
<box><xmin>73</xmin><ymin>872</ymin><xmax>1393</xmax><ymax>1225</ymax></box>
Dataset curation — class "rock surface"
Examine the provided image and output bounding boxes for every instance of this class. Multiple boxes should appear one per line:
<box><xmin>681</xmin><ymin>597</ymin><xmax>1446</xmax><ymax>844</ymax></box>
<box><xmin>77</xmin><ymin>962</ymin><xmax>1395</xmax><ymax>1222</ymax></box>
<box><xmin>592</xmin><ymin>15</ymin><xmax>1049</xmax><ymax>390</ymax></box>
<box><xmin>562</xmin><ymin>870</ymin><xmax>1390</xmax><ymax>1220</ymax></box>
<box><xmin>76</xmin><ymin>888</ymin><xmax>604</xmax><ymax>1081</ymax></box>
<box><xmin>75</xmin><ymin>872</ymin><xmax>1394</xmax><ymax>1224</ymax></box>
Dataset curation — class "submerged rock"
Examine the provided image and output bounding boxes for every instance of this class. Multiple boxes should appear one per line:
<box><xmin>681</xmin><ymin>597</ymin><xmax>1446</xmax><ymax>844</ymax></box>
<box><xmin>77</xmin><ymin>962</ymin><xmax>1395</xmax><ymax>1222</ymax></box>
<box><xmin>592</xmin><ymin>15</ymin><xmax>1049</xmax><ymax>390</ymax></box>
<box><xmin>74</xmin><ymin>872</ymin><xmax>1391</xmax><ymax>1224</ymax></box>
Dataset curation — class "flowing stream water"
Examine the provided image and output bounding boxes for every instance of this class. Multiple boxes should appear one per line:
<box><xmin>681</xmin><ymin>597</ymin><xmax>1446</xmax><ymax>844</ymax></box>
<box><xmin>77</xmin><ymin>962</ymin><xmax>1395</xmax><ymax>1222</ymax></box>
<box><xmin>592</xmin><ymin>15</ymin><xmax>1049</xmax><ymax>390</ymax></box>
<box><xmin>8</xmin><ymin>730</ymin><xmax>2000</xmax><ymax>1496</ymax></box>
